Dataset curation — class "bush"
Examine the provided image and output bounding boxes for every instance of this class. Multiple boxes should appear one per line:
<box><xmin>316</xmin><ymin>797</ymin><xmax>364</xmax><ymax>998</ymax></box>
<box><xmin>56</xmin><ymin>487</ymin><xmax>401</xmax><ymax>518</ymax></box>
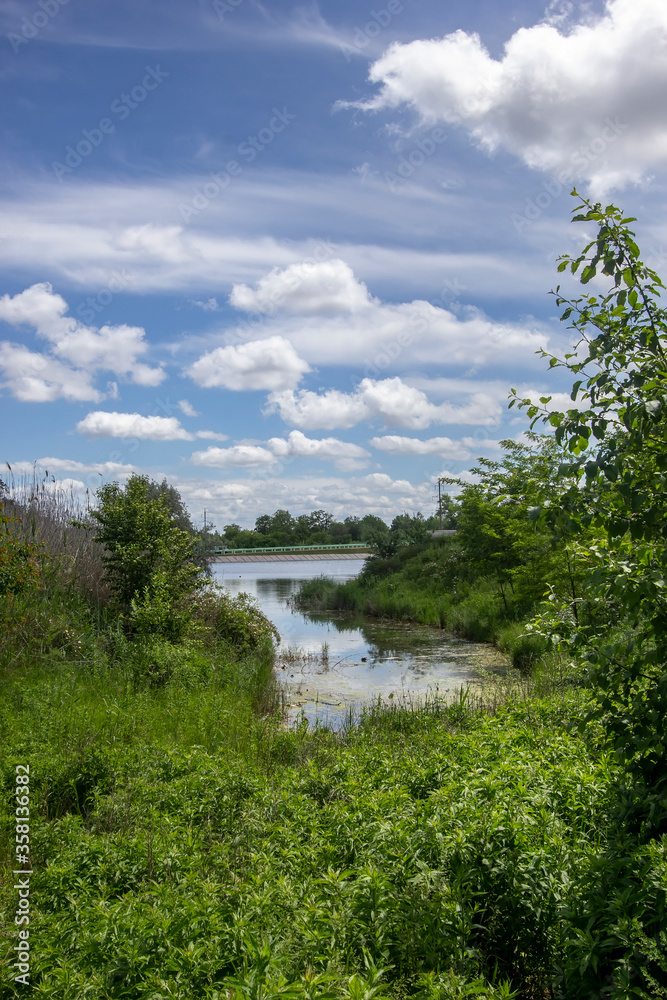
<box><xmin>91</xmin><ymin>475</ymin><xmax>201</xmax><ymax>617</ymax></box>
<box><xmin>194</xmin><ymin>587</ymin><xmax>280</xmax><ymax>653</ymax></box>
<box><xmin>496</xmin><ymin>621</ymin><xmax>549</xmax><ymax>673</ymax></box>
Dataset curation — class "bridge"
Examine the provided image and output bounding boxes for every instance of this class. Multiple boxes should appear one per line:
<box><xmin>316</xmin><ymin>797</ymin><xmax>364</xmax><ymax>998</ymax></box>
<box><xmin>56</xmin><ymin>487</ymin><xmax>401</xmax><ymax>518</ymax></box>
<box><xmin>210</xmin><ymin>542</ymin><xmax>372</xmax><ymax>563</ymax></box>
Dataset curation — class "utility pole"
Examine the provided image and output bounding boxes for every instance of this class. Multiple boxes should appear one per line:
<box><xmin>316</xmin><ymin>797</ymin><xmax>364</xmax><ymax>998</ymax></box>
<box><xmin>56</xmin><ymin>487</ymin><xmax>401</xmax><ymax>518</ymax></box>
<box><xmin>438</xmin><ymin>480</ymin><xmax>442</xmax><ymax>529</ymax></box>
<box><xmin>203</xmin><ymin>508</ymin><xmax>207</xmax><ymax>533</ymax></box>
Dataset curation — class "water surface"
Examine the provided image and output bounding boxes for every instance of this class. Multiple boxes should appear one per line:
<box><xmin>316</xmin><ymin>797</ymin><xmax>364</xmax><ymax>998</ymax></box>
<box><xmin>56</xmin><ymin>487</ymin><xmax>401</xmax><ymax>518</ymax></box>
<box><xmin>213</xmin><ymin>558</ymin><xmax>501</xmax><ymax>727</ymax></box>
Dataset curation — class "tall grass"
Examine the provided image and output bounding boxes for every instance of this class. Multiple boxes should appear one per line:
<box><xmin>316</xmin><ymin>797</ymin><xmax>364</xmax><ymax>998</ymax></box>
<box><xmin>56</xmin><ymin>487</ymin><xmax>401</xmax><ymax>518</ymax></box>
<box><xmin>295</xmin><ymin>543</ymin><xmax>550</xmax><ymax>670</ymax></box>
<box><xmin>2</xmin><ymin>467</ymin><xmax>108</xmax><ymax>607</ymax></box>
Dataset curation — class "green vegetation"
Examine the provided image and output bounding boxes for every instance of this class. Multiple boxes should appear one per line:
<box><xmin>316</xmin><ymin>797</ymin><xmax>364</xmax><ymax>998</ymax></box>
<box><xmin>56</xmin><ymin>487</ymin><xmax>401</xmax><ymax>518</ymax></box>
<box><xmin>2</xmin><ymin>196</ymin><xmax>667</xmax><ymax>997</ymax></box>
<box><xmin>294</xmin><ymin>435</ymin><xmax>582</xmax><ymax>671</ymax></box>
<box><xmin>209</xmin><ymin>509</ymin><xmax>449</xmax><ymax>553</ymax></box>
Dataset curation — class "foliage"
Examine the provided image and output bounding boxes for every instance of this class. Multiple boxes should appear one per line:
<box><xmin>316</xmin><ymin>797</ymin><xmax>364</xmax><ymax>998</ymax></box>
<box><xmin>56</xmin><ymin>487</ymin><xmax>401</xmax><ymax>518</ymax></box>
<box><xmin>90</xmin><ymin>474</ymin><xmax>202</xmax><ymax>620</ymax></box>
<box><xmin>194</xmin><ymin>586</ymin><xmax>281</xmax><ymax>653</ymax></box>
<box><xmin>212</xmin><ymin>511</ymin><xmax>440</xmax><ymax>553</ymax></box>
<box><xmin>0</xmin><ymin>646</ymin><xmax>611</xmax><ymax>998</ymax></box>
<box><xmin>512</xmin><ymin>193</ymin><xmax>667</xmax><ymax>994</ymax></box>
<box><xmin>0</xmin><ymin>501</ymin><xmax>42</xmax><ymax>604</ymax></box>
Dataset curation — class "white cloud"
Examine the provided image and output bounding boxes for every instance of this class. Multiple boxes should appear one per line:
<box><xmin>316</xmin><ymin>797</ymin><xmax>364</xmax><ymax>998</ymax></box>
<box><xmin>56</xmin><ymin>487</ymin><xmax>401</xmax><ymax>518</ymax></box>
<box><xmin>362</xmin><ymin>472</ymin><xmax>416</xmax><ymax>493</ymax></box>
<box><xmin>190</xmin><ymin>298</ymin><xmax>220</xmax><ymax>312</ymax></box>
<box><xmin>192</xmin><ymin>431</ymin><xmax>370</xmax><ymax>471</ymax></box>
<box><xmin>0</xmin><ymin>175</ymin><xmax>562</xmax><ymax>307</ymax></box>
<box><xmin>267</xmin><ymin>430</ymin><xmax>370</xmax><ymax>471</ymax></box>
<box><xmin>354</xmin><ymin>0</ymin><xmax>667</xmax><ymax>192</ymax></box>
<box><xmin>191</xmin><ymin>444</ymin><xmax>278</xmax><ymax>468</ymax></box>
<box><xmin>112</xmin><ymin>224</ymin><xmax>187</xmax><ymax>264</ymax></box>
<box><xmin>0</xmin><ymin>283</ymin><xmax>164</xmax><ymax>401</ymax></box>
<box><xmin>230</xmin><ymin>259</ymin><xmax>374</xmax><ymax>315</ymax></box>
<box><xmin>186</xmin><ymin>335</ymin><xmax>311</xmax><ymax>391</ymax></box>
<box><xmin>178</xmin><ymin>399</ymin><xmax>199</xmax><ymax>417</ymax></box>
<box><xmin>76</xmin><ymin>411</ymin><xmax>195</xmax><ymax>441</ymax></box>
<box><xmin>267</xmin><ymin>377</ymin><xmax>503</xmax><ymax>430</ymax></box>
<box><xmin>194</xmin><ymin>430</ymin><xmax>229</xmax><ymax>441</ymax></box>
<box><xmin>174</xmin><ymin>470</ymin><xmax>438</xmax><ymax>526</ymax></box>
<box><xmin>265</xmin><ymin>387</ymin><xmax>369</xmax><ymax>429</ymax></box>
<box><xmin>370</xmin><ymin>435</ymin><xmax>472</xmax><ymax>459</ymax></box>
<box><xmin>0</xmin><ymin>342</ymin><xmax>103</xmax><ymax>402</ymax></box>
<box><xmin>9</xmin><ymin>457</ymin><xmax>138</xmax><ymax>477</ymax></box>
<box><xmin>224</xmin><ymin>294</ymin><xmax>546</xmax><ymax>371</ymax></box>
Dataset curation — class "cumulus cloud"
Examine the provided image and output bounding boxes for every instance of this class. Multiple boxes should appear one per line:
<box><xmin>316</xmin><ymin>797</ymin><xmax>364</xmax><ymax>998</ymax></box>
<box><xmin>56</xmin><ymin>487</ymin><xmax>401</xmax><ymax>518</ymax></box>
<box><xmin>267</xmin><ymin>377</ymin><xmax>503</xmax><ymax>430</ymax></box>
<box><xmin>353</xmin><ymin>0</ymin><xmax>667</xmax><ymax>192</ymax></box>
<box><xmin>267</xmin><ymin>430</ymin><xmax>370</xmax><ymax>471</ymax></box>
<box><xmin>192</xmin><ymin>431</ymin><xmax>370</xmax><ymax>471</ymax></box>
<box><xmin>186</xmin><ymin>336</ymin><xmax>311</xmax><ymax>391</ymax></box>
<box><xmin>160</xmin><ymin>470</ymin><xmax>443</xmax><ymax>528</ymax></box>
<box><xmin>265</xmin><ymin>387</ymin><xmax>369</xmax><ymax>429</ymax></box>
<box><xmin>223</xmin><ymin>292</ymin><xmax>545</xmax><ymax>371</ymax></box>
<box><xmin>230</xmin><ymin>259</ymin><xmax>374</xmax><ymax>315</ymax></box>
<box><xmin>76</xmin><ymin>411</ymin><xmax>196</xmax><ymax>441</ymax></box>
<box><xmin>0</xmin><ymin>282</ymin><xmax>164</xmax><ymax>401</ymax></box>
<box><xmin>75</xmin><ymin>410</ymin><xmax>227</xmax><ymax>442</ymax></box>
<box><xmin>191</xmin><ymin>444</ymin><xmax>278</xmax><ymax>468</ymax></box>
<box><xmin>0</xmin><ymin>343</ymin><xmax>103</xmax><ymax>402</ymax></box>
<box><xmin>370</xmin><ymin>435</ymin><xmax>472</xmax><ymax>459</ymax></box>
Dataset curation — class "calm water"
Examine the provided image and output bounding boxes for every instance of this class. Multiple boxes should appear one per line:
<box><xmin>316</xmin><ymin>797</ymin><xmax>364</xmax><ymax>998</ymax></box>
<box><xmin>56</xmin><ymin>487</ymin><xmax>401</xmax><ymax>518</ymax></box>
<box><xmin>212</xmin><ymin>558</ymin><xmax>497</xmax><ymax>727</ymax></box>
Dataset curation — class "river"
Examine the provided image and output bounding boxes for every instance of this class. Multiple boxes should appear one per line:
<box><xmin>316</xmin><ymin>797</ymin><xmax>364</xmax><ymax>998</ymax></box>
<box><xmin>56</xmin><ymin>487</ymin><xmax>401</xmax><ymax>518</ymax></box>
<box><xmin>212</xmin><ymin>557</ymin><xmax>501</xmax><ymax>728</ymax></box>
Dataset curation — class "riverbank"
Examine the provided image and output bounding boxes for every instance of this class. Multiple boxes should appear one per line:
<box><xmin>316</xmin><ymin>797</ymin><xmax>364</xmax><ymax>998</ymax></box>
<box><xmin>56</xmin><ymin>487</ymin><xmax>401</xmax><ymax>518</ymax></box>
<box><xmin>293</xmin><ymin>537</ymin><xmax>548</xmax><ymax>672</ymax></box>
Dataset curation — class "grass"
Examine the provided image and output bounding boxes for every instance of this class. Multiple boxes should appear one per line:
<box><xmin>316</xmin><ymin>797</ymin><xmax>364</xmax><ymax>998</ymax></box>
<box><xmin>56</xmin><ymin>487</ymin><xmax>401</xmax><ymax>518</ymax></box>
<box><xmin>0</xmin><ymin>625</ymin><xmax>619</xmax><ymax>999</ymax></box>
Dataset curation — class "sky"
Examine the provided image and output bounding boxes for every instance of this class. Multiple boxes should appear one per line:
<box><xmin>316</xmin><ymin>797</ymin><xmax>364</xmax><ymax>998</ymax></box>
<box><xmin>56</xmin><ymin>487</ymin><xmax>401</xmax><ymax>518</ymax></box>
<box><xmin>1</xmin><ymin>0</ymin><xmax>667</xmax><ymax>530</ymax></box>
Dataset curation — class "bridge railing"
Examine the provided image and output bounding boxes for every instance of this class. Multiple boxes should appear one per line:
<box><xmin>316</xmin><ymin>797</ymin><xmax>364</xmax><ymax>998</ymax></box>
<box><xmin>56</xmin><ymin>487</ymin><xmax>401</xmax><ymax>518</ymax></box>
<box><xmin>211</xmin><ymin>543</ymin><xmax>371</xmax><ymax>556</ymax></box>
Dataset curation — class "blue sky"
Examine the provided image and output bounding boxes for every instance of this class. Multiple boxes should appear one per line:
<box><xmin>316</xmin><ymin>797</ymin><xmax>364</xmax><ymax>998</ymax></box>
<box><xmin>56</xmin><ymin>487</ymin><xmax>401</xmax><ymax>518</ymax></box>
<box><xmin>2</xmin><ymin>0</ymin><xmax>667</xmax><ymax>528</ymax></box>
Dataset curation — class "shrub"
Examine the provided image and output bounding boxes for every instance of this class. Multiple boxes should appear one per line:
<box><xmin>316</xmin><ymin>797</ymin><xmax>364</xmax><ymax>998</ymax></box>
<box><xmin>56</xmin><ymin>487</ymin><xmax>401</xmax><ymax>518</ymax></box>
<box><xmin>194</xmin><ymin>587</ymin><xmax>280</xmax><ymax>653</ymax></box>
<box><xmin>496</xmin><ymin>621</ymin><xmax>549</xmax><ymax>673</ymax></box>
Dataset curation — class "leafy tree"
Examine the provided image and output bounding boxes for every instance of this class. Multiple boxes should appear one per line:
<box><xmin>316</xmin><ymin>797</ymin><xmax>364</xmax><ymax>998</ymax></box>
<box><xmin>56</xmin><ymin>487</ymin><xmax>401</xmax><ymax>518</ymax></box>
<box><xmin>514</xmin><ymin>194</ymin><xmax>667</xmax><ymax>994</ymax></box>
<box><xmin>91</xmin><ymin>475</ymin><xmax>201</xmax><ymax>621</ymax></box>
<box><xmin>445</xmin><ymin>436</ymin><xmax>588</xmax><ymax>616</ymax></box>
<box><xmin>145</xmin><ymin>478</ymin><xmax>194</xmax><ymax>533</ymax></box>
<box><xmin>308</xmin><ymin>509</ymin><xmax>334</xmax><ymax>532</ymax></box>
